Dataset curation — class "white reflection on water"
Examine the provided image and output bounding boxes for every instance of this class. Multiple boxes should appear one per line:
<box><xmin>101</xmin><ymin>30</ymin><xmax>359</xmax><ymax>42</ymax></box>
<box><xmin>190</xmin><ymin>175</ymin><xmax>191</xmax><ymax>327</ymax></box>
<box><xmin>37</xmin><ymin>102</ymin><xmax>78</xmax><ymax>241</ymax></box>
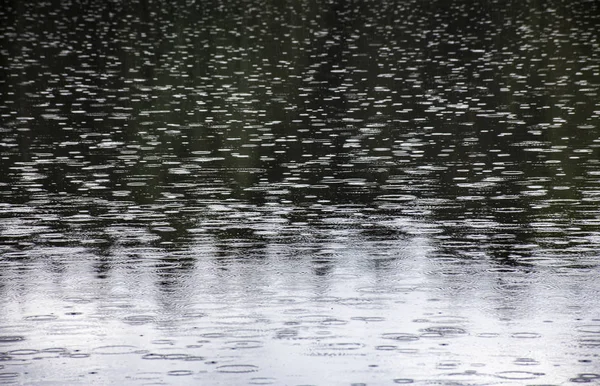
<box><xmin>0</xmin><ymin>223</ymin><xmax>599</xmax><ymax>385</ymax></box>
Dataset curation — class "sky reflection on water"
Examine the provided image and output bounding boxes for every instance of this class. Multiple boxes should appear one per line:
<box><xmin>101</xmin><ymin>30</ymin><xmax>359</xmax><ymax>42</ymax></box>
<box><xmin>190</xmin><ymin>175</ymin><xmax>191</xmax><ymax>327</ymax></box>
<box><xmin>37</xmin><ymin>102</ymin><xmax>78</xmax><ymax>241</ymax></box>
<box><xmin>1</xmin><ymin>0</ymin><xmax>600</xmax><ymax>384</ymax></box>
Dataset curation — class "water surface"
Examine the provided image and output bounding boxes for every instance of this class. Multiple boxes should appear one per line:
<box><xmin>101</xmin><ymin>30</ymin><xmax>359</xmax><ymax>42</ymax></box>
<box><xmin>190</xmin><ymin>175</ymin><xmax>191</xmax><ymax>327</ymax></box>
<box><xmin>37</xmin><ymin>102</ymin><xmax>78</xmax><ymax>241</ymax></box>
<box><xmin>1</xmin><ymin>0</ymin><xmax>600</xmax><ymax>384</ymax></box>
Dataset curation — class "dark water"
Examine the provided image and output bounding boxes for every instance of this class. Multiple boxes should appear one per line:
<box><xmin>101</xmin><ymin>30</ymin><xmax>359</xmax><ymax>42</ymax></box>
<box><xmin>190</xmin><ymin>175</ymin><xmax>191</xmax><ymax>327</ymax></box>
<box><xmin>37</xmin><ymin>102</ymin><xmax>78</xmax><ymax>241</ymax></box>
<box><xmin>1</xmin><ymin>0</ymin><xmax>600</xmax><ymax>384</ymax></box>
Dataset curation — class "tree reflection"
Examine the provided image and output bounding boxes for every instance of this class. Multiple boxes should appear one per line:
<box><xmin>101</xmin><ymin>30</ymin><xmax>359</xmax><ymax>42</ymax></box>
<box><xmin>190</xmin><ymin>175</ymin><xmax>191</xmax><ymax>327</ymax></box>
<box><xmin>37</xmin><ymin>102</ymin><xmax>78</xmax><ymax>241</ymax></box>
<box><xmin>0</xmin><ymin>0</ymin><xmax>599</xmax><ymax>309</ymax></box>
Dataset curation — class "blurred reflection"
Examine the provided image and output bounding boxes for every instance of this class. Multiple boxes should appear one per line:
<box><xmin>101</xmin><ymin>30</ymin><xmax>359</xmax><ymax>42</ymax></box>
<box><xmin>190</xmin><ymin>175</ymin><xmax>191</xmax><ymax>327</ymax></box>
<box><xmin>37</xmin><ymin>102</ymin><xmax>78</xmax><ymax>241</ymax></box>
<box><xmin>0</xmin><ymin>0</ymin><xmax>599</xmax><ymax>383</ymax></box>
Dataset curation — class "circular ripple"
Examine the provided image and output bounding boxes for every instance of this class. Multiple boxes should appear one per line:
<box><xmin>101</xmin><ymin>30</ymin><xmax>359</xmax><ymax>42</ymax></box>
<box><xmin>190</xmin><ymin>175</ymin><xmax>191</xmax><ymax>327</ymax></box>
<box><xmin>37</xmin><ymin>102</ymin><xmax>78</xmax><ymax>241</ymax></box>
<box><xmin>576</xmin><ymin>325</ymin><xmax>600</xmax><ymax>334</ymax></box>
<box><xmin>151</xmin><ymin>340</ymin><xmax>175</xmax><ymax>345</ymax></box>
<box><xmin>41</xmin><ymin>347</ymin><xmax>67</xmax><ymax>354</ymax></box>
<box><xmin>511</xmin><ymin>332</ymin><xmax>541</xmax><ymax>339</ymax></box>
<box><xmin>226</xmin><ymin>329</ymin><xmax>264</xmax><ymax>339</ymax></box>
<box><xmin>200</xmin><ymin>332</ymin><xmax>227</xmax><ymax>339</ymax></box>
<box><xmin>164</xmin><ymin>354</ymin><xmax>189</xmax><ymax>360</ymax></box>
<box><xmin>46</xmin><ymin>323</ymin><xmax>94</xmax><ymax>335</ymax></box>
<box><xmin>217</xmin><ymin>316</ymin><xmax>258</xmax><ymax>326</ymax></box>
<box><xmin>496</xmin><ymin>371</ymin><xmax>543</xmax><ymax>380</ymax></box>
<box><xmin>182</xmin><ymin>312</ymin><xmax>207</xmax><ymax>319</ymax></box>
<box><xmin>167</xmin><ymin>370</ymin><xmax>193</xmax><ymax>376</ymax></box>
<box><xmin>92</xmin><ymin>345</ymin><xmax>139</xmax><ymax>355</ymax></box>
<box><xmin>397</xmin><ymin>348</ymin><xmax>418</xmax><ymax>354</ymax></box>
<box><xmin>184</xmin><ymin>356</ymin><xmax>205</xmax><ymax>361</ymax></box>
<box><xmin>24</xmin><ymin>315</ymin><xmax>58</xmax><ymax>322</ymax></box>
<box><xmin>514</xmin><ymin>358</ymin><xmax>539</xmax><ymax>366</ymax></box>
<box><xmin>63</xmin><ymin>297</ymin><xmax>92</xmax><ymax>304</ymax></box>
<box><xmin>249</xmin><ymin>377</ymin><xmax>276</xmax><ymax>385</ymax></box>
<box><xmin>282</xmin><ymin>308</ymin><xmax>311</xmax><ymax>315</ymax></box>
<box><xmin>338</xmin><ymin>298</ymin><xmax>385</xmax><ymax>308</ymax></box>
<box><xmin>422</xmin><ymin>326</ymin><xmax>467</xmax><ymax>336</ymax></box>
<box><xmin>376</xmin><ymin>345</ymin><xmax>397</xmax><ymax>351</ymax></box>
<box><xmin>437</xmin><ymin>360</ymin><xmax>460</xmax><ymax>369</ymax></box>
<box><xmin>122</xmin><ymin>315</ymin><xmax>154</xmax><ymax>325</ymax></box>
<box><xmin>297</xmin><ymin>315</ymin><xmax>333</xmax><ymax>323</ymax></box>
<box><xmin>351</xmin><ymin>317</ymin><xmax>386</xmax><ymax>322</ymax></box>
<box><xmin>477</xmin><ymin>333</ymin><xmax>500</xmax><ymax>338</ymax></box>
<box><xmin>393</xmin><ymin>379</ymin><xmax>414</xmax><ymax>384</ymax></box>
<box><xmin>428</xmin><ymin>315</ymin><xmax>469</xmax><ymax>324</ymax></box>
<box><xmin>323</xmin><ymin>342</ymin><xmax>364</xmax><ymax>350</ymax></box>
<box><xmin>0</xmin><ymin>336</ymin><xmax>24</xmax><ymax>343</ymax></box>
<box><xmin>0</xmin><ymin>373</ymin><xmax>18</xmax><ymax>379</ymax></box>
<box><xmin>7</xmin><ymin>349</ymin><xmax>38</xmax><ymax>356</ymax></box>
<box><xmin>142</xmin><ymin>354</ymin><xmax>165</xmax><ymax>360</ymax></box>
<box><xmin>579</xmin><ymin>338</ymin><xmax>600</xmax><ymax>347</ymax></box>
<box><xmin>578</xmin><ymin>373</ymin><xmax>600</xmax><ymax>379</ymax></box>
<box><xmin>312</xmin><ymin>296</ymin><xmax>341</xmax><ymax>303</ymax></box>
<box><xmin>217</xmin><ymin>365</ymin><xmax>258</xmax><ymax>373</ymax></box>
<box><xmin>266</xmin><ymin>296</ymin><xmax>308</xmax><ymax>305</ymax></box>
<box><xmin>321</xmin><ymin>318</ymin><xmax>348</xmax><ymax>326</ymax></box>
<box><xmin>356</xmin><ymin>286</ymin><xmax>413</xmax><ymax>294</ymax></box>
<box><xmin>382</xmin><ymin>333</ymin><xmax>420</xmax><ymax>341</ymax></box>
<box><xmin>224</xmin><ymin>340</ymin><xmax>263</xmax><ymax>350</ymax></box>
<box><xmin>69</xmin><ymin>353</ymin><xmax>90</xmax><ymax>358</ymax></box>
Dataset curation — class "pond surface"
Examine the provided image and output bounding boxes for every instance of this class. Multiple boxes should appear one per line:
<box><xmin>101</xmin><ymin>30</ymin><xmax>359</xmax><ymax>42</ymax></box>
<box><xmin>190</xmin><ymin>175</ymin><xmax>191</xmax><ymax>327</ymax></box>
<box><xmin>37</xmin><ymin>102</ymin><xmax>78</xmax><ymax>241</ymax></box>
<box><xmin>1</xmin><ymin>0</ymin><xmax>600</xmax><ymax>384</ymax></box>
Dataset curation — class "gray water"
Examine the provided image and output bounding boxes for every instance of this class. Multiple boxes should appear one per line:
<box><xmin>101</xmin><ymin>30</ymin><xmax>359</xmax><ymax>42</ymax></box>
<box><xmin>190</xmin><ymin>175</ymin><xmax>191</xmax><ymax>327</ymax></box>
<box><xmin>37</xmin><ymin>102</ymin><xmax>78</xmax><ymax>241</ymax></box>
<box><xmin>1</xmin><ymin>0</ymin><xmax>600</xmax><ymax>384</ymax></box>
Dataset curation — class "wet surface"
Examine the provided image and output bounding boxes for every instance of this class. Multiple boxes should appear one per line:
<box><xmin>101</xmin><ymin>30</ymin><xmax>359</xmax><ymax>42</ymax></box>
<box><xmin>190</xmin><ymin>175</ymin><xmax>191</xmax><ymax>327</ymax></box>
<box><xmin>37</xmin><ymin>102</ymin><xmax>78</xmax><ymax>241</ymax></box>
<box><xmin>1</xmin><ymin>0</ymin><xmax>600</xmax><ymax>384</ymax></box>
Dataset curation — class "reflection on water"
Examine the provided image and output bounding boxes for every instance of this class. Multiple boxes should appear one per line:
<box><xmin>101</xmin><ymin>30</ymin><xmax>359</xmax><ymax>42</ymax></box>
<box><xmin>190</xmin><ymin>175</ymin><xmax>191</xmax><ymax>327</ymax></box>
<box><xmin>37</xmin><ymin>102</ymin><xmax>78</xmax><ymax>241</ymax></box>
<box><xmin>1</xmin><ymin>0</ymin><xmax>600</xmax><ymax>384</ymax></box>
